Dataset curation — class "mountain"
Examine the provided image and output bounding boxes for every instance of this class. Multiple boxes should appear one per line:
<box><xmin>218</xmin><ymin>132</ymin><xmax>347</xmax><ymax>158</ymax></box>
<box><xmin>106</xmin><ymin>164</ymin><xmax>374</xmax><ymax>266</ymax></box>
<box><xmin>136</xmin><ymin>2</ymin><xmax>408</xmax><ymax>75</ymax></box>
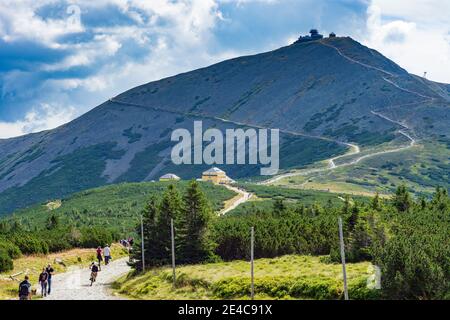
<box><xmin>0</xmin><ymin>36</ymin><xmax>449</xmax><ymax>214</ymax></box>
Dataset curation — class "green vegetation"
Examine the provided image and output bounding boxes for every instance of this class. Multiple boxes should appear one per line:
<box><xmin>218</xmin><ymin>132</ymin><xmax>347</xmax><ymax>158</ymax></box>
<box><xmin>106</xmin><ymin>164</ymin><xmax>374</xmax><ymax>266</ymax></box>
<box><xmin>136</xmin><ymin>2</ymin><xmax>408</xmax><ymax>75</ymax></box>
<box><xmin>114</xmin><ymin>255</ymin><xmax>374</xmax><ymax>300</ymax></box>
<box><xmin>282</xmin><ymin>139</ymin><xmax>450</xmax><ymax>196</ymax></box>
<box><xmin>324</xmin><ymin>125</ymin><xmax>396</xmax><ymax>146</ymax></box>
<box><xmin>0</xmin><ymin>143</ymin><xmax>125</xmax><ymax>214</ymax></box>
<box><xmin>130</xmin><ymin>182</ymin><xmax>449</xmax><ymax>299</ymax></box>
<box><xmin>115</xmin><ymin>141</ymin><xmax>172</xmax><ymax>182</ymax></box>
<box><xmin>132</xmin><ymin>181</ymin><xmax>216</xmax><ymax>269</ymax></box>
<box><xmin>236</xmin><ymin>184</ymin><xmax>370</xmax><ymax>205</ymax></box>
<box><xmin>2</xmin><ymin>181</ymin><xmax>235</xmax><ymax>232</ymax></box>
<box><xmin>0</xmin><ymin>181</ymin><xmax>235</xmax><ymax>273</ymax></box>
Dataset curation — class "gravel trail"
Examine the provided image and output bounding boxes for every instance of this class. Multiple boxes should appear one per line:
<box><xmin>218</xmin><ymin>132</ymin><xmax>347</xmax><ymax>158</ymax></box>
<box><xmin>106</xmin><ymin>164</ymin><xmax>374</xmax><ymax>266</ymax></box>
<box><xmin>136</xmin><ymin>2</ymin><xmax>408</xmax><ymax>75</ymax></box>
<box><xmin>43</xmin><ymin>257</ymin><xmax>130</xmax><ymax>300</ymax></box>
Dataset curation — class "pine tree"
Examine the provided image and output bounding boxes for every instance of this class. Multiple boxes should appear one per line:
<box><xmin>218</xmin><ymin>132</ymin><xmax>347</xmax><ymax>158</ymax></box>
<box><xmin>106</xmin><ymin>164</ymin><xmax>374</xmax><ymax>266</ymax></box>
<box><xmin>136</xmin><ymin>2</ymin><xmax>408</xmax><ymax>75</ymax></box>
<box><xmin>392</xmin><ymin>185</ymin><xmax>412</xmax><ymax>213</ymax></box>
<box><xmin>179</xmin><ymin>180</ymin><xmax>215</xmax><ymax>264</ymax></box>
<box><xmin>341</xmin><ymin>195</ymin><xmax>351</xmax><ymax>215</ymax></box>
<box><xmin>347</xmin><ymin>202</ymin><xmax>360</xmax><ymax>232</ymax></box>
<box><xmin>155</xmin><ymin>184</ymin><xmax>184</xmax><ymax>265</ymax></box>
<box><xmin>273</xmin><ymin>197</ymin><xmax>286</xmax><ymax>215</ymax></box>
<box><xmin>46</xmin><ymin>214</ymin><xmax>59</xmax><ymax>230</ymax></box>
<box><xmin>371</xmin><ymin>193</ymin><xmax>381</xmax><ymax>211</ymax></box>
<box><xmin>132</xmin><ymin>197</ymin><xmax>160</xmax><ymax>270</ymax></box>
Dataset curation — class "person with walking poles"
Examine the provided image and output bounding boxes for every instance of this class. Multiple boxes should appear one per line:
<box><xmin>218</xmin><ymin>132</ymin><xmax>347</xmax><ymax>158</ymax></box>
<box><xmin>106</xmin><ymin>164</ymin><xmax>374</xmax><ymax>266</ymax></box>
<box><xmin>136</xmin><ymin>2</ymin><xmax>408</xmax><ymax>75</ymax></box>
<box><xmin>104</xmin><ymin>244</ymin><xmax>112</xmax><ymax>265</ymax></box>
<box><xmin>45</xmin><ymin>264</ymin><xmax>55</xmax><ymax>296</ymax></box>
<box><xmin>96</xmin><ymin>246</ymin><xmax>103</xmax><ymax>270</ymax></box>
<box><xmin>18</xmin><ymin>275</ymin><xmax>32</xmax><ymax>300</ymax></box>
<box><xmin>38</xmin><ymin>267</ymin><xmax>49</xmax><ymax>297</ymax></box>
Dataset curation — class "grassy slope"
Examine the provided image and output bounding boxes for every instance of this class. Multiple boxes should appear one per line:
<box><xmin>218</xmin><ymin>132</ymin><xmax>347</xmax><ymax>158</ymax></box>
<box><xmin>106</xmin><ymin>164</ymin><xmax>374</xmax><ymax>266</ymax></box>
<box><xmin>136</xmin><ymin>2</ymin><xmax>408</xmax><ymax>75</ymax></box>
<box><xmin>226</xmin><ymin>184</ymin><xmax>370</xmax><ymax>216</ymax></box>
<box><xmin>114</xmin><ymin>255</ymin><xmax>376</xmax><ymax>300</ymax></box>
<box><xmin>0</xmin><ymin>244</ymin><xmax>127</xmax><ymax>299</ymax></box>
<box><xmin>273</xmin><ymin>139</ymin><xmax>450</xmax><ymax>197</ymax></box>
<box><xmin>2</xmin><ymin>181</ymin><xmax>236</xmax><ymax>233</ymax></box>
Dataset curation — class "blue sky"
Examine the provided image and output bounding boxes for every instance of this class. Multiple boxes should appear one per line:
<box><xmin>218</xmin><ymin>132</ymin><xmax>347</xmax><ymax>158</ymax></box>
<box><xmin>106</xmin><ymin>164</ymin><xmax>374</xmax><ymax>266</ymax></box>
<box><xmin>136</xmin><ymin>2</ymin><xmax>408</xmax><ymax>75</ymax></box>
<box><xmin>0</xmin><ymin>0</ymin><xmax>449</xmax><ymax>138</ymax></box>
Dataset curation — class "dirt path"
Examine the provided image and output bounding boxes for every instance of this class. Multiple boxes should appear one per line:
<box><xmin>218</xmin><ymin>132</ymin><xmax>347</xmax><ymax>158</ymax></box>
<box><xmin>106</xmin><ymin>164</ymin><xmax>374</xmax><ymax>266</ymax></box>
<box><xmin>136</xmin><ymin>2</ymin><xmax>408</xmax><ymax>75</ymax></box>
<box><xmin>220</xmin><ymin>184</ymin><xmax>253</xmax><ymax>215</ymax></box>
<box><xmin>43</xmin><ymin>258</ymin><xmax>130</xmax><ymax>300</ymax></box>
<box><xmin>260</xmin><ymin>111</ymin><xmax>417</xmax><ymax>186</ymax></box>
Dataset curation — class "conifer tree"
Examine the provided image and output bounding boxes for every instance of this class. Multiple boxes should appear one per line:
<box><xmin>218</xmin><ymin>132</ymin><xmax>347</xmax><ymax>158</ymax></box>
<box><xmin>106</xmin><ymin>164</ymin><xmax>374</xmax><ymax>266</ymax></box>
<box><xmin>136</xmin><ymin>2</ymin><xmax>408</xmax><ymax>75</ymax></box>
<box><xmin>46</xmin><ymin>214</ymin><xmax>59</xmax><ymax>230</ymax></box>
<box><xmin>179</xmin><ymin>180</ymin><xmax>215</xmax><ymax>264</ymax></box>
<box><xmin>132</xmin><ymin>197</ymin><xmax>160</xmax><ymax>269</ymax></box>
<box><xmin>392</xmin><ymin>185</ymin><xmax>412</xmax><ymax>212</ymax></box>
<box><xmin>371</xmin><ymin>193</ymin><xmax>381</xmax><ymax>211</ymax></box>
<box><xmin>156</xmin><ymin>184</ymin><xmax>184</xmax><ymax>264</ymax></box>
<box><xmin>273</xmin><ymin>197</ymin><xmax>286</xmax><ymax>215</ymax></box>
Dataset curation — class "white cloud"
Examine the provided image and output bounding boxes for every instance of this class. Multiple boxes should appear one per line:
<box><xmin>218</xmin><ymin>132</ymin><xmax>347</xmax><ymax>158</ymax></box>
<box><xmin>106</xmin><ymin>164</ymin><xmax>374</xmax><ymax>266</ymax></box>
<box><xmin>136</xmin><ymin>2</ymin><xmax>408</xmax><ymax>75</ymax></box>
<box><xmin>363</xmin><ymin>0</ymin><xmax>450</xmax><ymax>83</ymax></box>
<box><xmin>0</xmin><ymin>104</ymin><xmax>76</xmax><ymax>139</ymax></box>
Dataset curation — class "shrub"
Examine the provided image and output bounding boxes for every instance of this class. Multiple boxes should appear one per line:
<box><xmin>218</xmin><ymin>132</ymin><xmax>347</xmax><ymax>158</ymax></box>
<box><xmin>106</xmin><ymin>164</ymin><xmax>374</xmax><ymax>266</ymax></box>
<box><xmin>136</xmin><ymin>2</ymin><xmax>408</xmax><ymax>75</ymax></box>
<box><xmin>0</xmin><ymin>249</ymin><xmax>13</xmax><ymax>272</ymax></box>
<box><xmin>80</xmin><ymin>227</ymin><xmax>113</xmax><ymax>248</ymax></box>
<box><xmin>0</xmin><ymin>240</ymin><xmax>22</xmax><ymax>259</ymax></box>
<box><xmin>8</xmin><ymin>233</ymin><xmax>49</xmax><ymax>255</ymax></box>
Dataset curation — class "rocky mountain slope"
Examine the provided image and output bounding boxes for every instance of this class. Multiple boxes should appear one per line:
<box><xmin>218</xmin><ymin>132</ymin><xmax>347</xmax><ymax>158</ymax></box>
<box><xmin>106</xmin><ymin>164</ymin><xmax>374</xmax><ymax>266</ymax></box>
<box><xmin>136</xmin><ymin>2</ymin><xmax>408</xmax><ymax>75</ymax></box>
<box><xmin>0</xmin><ymin>36</ymin><xmax>448</xmax><ymax>214</ymax></box>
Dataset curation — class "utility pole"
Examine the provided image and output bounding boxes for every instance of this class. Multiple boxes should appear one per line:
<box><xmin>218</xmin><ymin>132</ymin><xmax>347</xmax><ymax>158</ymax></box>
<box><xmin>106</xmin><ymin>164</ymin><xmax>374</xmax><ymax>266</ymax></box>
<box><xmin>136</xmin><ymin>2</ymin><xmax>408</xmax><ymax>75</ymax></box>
<box><xmin>140</xmin><ymin>215</ymin><xmax>145</xmax><ymax>272</ymax></box>
<box><xmin>338</xmin><ymin>217</ymin><xmax>349</xmax><ymax>300</ymax></box>
<box><xmin>250</xmin><ymin>226</ymin><xmax>255</xmax><ymax>300</ymax></box>
<box><xmin>171</xmin><ymin>218</ymin><xmax>176</xmax><ymax>288</ymax></box>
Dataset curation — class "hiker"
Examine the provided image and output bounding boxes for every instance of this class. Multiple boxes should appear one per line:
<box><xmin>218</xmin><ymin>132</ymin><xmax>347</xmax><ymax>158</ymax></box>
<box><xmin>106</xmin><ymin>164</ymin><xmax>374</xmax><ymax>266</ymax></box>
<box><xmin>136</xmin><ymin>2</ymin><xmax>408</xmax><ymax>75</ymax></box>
<box><xmin>89</xmin><ymin>262</ymin><xmax>99</xmax><ymax>285</ymax></box>
<box><xmin>18</xmin><ymin>275</ymin><xmax>32</xmax><ymax>300</ymax></box>
<box><xmin>38</xmin><ymin>267</ymin><xmax>49</xmax><ymax>297</ymax></box>
<box><xmin>104</xmin><ymin>244</ymin><xmax>111</xmax><ymax>265</ymax></box>
<box><xmin>45</xmin><ymin>264</ymin><xmax>55</xmax><ymax>295</ymax></box>
<box><xmin>96</xmin><ymin>246</ymin><xmax>103</xmax><ymax>270</ymax></box>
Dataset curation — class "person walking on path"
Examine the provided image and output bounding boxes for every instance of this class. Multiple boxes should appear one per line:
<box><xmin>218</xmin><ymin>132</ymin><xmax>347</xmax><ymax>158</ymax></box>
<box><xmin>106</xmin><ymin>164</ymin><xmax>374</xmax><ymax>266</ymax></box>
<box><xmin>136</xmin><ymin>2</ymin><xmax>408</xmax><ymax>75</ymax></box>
<box><xmin>18</xmin><ymin>275</ymin><xmax>32</xmax><ymax>300</ymax></box>
<box><xmin>96</xmin><ymin>247</ymin><xmax>103</xmax><ymax>270</ymax></box>
<box><xmin>104</xmin><ymin>244</ymin><xmax>111</xmax><ymax>265</ymax></box>
<box><xmin>45</xmin><ymin>264</ymin><xmax>54</xmax><ymax>295</ymax></box>
<box><xmin>89</xmin><ymin>262</ymin><xmax>100</xmax><ymax>286</ymax></box>
<box><xmin>38</xmin><ymin>268</ymin><xmax>49</xmax><ymax>297</ymax></box>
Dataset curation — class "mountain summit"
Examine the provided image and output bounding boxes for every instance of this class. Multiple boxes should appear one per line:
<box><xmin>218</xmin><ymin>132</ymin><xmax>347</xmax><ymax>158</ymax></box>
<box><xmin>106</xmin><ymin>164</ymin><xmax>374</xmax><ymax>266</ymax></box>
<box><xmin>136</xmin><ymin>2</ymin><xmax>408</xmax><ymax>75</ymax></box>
<box><xmin>0</xmin><ymin>36</ymin><xmax>449</xmax><ymax>214</ymax></box>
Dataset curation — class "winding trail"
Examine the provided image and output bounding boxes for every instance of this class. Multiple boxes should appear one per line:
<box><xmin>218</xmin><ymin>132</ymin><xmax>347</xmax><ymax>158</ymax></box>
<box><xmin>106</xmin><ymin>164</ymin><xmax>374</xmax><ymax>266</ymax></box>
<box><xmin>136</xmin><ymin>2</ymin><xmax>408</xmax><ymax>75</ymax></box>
<box><xmin>43</xmin><ymin>258</ymin><xmax>130</xmax><ymax>300</ymax></box>
<box><xmin>260</xmin><ymin>40</ymin><xmax>429</xmax><ymax>186</ymax></box>
<box><xmin>219</xmin><ymin>184</ymin><xmax>253</xmax><ymax>216</ymax></box>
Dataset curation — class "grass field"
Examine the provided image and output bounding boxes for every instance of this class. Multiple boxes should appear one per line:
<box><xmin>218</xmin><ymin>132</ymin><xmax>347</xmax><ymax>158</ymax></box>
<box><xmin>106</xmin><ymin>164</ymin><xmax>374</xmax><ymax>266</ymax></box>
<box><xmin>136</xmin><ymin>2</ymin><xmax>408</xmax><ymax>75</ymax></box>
<box><xmin>0</xmin><ymin>244</ymin><xmax>128</xmax><ymax>299</ymax></box>
<box><xmin>114</xmin><ymin>255</ymin><xmax>378</xmax><ymax>300</ymax></box>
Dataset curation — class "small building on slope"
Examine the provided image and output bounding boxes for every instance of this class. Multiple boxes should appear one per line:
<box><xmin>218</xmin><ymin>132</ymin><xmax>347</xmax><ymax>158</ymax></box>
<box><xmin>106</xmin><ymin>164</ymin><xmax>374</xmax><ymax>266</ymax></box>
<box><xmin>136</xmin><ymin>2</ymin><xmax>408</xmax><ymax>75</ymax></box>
<box><xmin>159</xmin><ymin>173</ymin><xmax>181</xmax><ymax>182</ymax></box>
<box><xmin>201</xmin><ymin>167</ymin><xmax>233</xmax><ymax>184</ymax></box>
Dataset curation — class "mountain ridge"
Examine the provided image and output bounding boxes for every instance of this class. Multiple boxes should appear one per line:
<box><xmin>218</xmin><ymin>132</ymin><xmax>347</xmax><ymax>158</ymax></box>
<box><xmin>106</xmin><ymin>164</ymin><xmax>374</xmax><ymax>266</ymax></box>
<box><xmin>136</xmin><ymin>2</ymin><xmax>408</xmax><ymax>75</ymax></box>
<box><xmin>0</xmin><ymin>36</ymin><xmax>448</xmax><ymax>214</ymax></box>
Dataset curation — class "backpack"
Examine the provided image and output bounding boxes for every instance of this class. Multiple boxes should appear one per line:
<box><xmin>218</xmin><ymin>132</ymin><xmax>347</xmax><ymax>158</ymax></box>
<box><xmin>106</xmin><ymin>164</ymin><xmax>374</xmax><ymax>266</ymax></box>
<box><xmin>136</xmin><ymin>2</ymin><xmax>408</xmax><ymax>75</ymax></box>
<box><xmin>19</xmin><ymin>281</ymin><xmax>30</xmax><ymax>296</ymax></box>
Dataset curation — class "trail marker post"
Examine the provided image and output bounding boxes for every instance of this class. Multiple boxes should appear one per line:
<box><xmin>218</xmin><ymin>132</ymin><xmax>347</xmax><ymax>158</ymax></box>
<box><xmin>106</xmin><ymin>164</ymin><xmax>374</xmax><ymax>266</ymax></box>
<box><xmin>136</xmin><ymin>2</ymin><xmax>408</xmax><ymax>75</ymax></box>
<box><xmin>140</xmin><ymin>215</ymin><xmax>145</xmax><ymax>272</ymax></box>
<box><xmin>250</xmin><ymin>226</ymin><xmax>255</xmax><ymax>300</ymax></box>
<box><xmin>338</xmin><ymin>217</ymin><xmax>349</xmax><ymax>300</ymax></box>
<box><xmin>171</xmin><ymin>218</ymin><xmax>176</xmax><ymax>288</ymax></box>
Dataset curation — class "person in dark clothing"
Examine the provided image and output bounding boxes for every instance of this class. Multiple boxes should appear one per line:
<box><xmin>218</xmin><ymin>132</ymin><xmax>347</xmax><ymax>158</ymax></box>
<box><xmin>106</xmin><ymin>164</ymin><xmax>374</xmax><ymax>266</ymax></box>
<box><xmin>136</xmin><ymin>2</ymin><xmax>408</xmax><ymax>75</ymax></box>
<box><xmin>45</xmin><ymin>264</ymin><xmax>55</xmax><ymax>295</ymax></box>
<box><xmin>18</xmin><ymin>275</ymin><xmax>32</xmax><ymax>300</ymax></box>
<box><xmin>89</xmin><ymin>262</ymin><xmax>100</xmax><ymax>286</ymax></box>
<box><xmin>39</xmin><ymin>268</ymin><xmax>49</xmax><ymax>297</ymax></box>
<box><xmin>96</xmin><ymin>247</ymin><xmax>103</xmax><ymax>270</ymax></box>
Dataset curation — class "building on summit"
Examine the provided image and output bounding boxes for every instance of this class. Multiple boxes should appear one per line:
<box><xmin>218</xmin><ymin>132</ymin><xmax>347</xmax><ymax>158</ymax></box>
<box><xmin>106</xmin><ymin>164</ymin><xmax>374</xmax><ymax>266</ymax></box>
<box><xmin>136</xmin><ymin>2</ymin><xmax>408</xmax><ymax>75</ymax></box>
<box><xmin>294</xmin><ymin>29</ymin><xmax>336</xmax><ymax>44</ymax></box>
<box><xmin>201</xmin><ymin>167</ymin><xmax>233</xmax><ymax>184</ymax></box>
<box><xmin>159</xmin><ymin>173</ymin><xmax>181</xmax><ymax>182</ymax></box>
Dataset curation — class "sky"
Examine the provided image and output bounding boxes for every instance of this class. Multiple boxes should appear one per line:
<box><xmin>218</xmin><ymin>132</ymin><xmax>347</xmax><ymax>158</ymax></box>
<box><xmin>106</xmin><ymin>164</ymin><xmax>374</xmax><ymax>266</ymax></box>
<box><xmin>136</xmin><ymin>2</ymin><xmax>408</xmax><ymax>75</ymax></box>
<box><xmin>0</xmin><ymin>0</ymin><xmax>449</xmax><ymax>139</ymax></box>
